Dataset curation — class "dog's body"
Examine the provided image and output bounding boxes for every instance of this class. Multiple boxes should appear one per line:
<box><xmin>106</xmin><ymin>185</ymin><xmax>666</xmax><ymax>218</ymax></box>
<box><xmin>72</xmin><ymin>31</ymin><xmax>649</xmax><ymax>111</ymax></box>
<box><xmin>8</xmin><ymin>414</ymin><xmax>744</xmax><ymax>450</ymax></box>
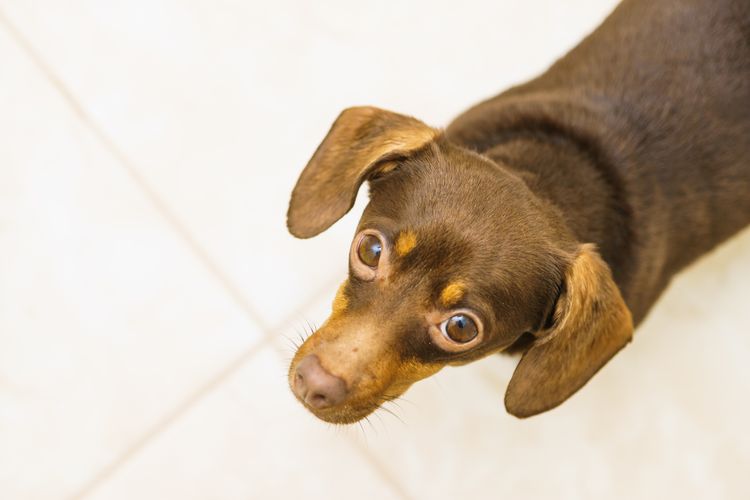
<box><xmin>448</xmin><ymin>0</ymin><xmax>750</xmax><ymax>325</ymax></box>
<box><xmin>287</xmin><ymin>0</ymin><xmax>750</xmax><ymax>423</ymax></box>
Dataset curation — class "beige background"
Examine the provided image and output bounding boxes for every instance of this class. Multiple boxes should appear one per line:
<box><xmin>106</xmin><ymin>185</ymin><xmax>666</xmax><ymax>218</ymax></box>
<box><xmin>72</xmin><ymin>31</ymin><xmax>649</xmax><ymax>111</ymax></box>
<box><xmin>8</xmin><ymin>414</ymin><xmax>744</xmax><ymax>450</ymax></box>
<box><xmin>1</xmin><ymin>0</ymin><xmax>749</xmax><ymax>499</ymax></box>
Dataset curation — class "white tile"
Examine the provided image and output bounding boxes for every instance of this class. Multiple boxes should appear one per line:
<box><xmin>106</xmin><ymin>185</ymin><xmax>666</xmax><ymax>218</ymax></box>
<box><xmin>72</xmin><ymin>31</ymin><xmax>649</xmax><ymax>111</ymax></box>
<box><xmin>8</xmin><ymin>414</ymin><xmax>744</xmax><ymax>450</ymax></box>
<box><xmin>0</xmin><ymin>26</ymin><xmax>262</xmax><ymax>499</ymax></box>
<box><xmin>270</xmin><ymin>278</ymin><xmax>343</xmax><ymax>358</ymax></box>
<box><xmin>3</xmin><ymin>1</ymin><xmax>750</xmax><ymax>499</ymax></box>
<box><xmin>85</xmin><ymin>347</ymin><xmax>404</xmax><ymax>500</ymax></box>
<box><xmin>0</xmin><ymin>0</ymin><xmax>621</xmax><ymax>329</ymax></box>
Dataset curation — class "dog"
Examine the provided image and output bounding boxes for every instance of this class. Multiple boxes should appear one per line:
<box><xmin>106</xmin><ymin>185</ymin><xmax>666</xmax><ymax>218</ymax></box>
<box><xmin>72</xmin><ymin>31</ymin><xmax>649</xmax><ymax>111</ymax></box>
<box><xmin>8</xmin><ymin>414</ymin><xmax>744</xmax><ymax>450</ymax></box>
<box><xmin>286</xmin><ymin>0</ymin><xmax>750</xmax><ymax>423</ymax></box>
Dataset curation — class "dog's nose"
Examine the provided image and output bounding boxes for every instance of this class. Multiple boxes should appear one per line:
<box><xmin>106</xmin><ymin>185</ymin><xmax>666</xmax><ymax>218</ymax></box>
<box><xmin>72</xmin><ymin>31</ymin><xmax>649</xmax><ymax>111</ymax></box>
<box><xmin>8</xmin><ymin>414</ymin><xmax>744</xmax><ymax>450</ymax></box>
<box><xmin>292</xmin><ymin>355</ymin><xmax>348</xmax><ymax>409</ymax></box>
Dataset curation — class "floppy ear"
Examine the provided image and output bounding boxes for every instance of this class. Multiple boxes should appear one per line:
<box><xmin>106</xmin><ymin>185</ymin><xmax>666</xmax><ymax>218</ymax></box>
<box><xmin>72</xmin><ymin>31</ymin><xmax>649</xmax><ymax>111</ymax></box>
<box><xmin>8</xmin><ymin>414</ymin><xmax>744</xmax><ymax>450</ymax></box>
<box><xmin>505</xmin><ymin>244</ymin><xmax>633</xmax><ymax>418</ymax></box>
<box><xmin>287</xmin><ymin>106</ymin><xmax>438</xmax><ymax>238</ymax></box>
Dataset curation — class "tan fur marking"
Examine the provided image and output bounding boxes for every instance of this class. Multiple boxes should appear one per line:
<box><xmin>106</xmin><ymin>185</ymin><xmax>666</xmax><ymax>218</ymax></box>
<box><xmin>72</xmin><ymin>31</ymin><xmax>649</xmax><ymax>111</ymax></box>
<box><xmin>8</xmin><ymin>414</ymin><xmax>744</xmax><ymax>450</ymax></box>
<box><xmin>287</xmin><ymin>106</ymin><xmax>438</xmax><ymax>239</ymax></box>
<box><xmin>505</xmin><ymin>244</ymin><xmax>633</xmax><ymax>418</ymax></box>
<box><xmin>440</xmin><ymin>281</ymin><xmax>465</xmax><ymax>307</ymax></box>
<box><xmin>331</xmin><ymin>281</ymin><xmax>349</xmax><ymax>315</ymax></box>
<box><xmin>395</xmin><ymin>230</ymin><xmax>417</xmax><ymax>256</ymax></box>
<box><xmin>377</xmin><ymin>161</ymin><xmax>398</xmax><ymax>175</ymax></box>
<box><xmin>390</xmin><ymin>360</ymin><xmax>444</xmax><ymax>393</ymax></box>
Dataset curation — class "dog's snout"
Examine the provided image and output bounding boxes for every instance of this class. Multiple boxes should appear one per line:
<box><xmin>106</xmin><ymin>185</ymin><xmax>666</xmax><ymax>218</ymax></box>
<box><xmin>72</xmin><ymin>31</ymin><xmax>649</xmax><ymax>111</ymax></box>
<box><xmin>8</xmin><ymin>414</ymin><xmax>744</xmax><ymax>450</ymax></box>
<box><xmin>292</xmin><ymin>355</ymin><xmax>347</xmax><ymax>409</ymax></box>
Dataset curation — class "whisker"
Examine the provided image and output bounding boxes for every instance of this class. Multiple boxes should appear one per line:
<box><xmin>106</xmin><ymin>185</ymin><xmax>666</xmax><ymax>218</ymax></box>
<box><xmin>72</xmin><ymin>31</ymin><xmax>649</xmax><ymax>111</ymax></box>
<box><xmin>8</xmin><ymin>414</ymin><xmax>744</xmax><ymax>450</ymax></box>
<box><xmin>303</xmin><ymin>319</ymin><xmax>319</xmax><ymax>342</ymax></box>
<box><xmin>357</xmin><ymin>420</ymin><xmax>367</xmax><ymax>441</ymax></box>
<box><xmin>386</xmin><ymin>399</ymin><xmax>405</xmax><ymax>412</ymax></box>
<box><xmin>371</xmin><ymin>410</ymin><xmax>387</xmax><ymax>431</ymax></box>
<box><xmin>378</xmin><ymin>404</ymin><xmax>406</xmax><ymax>426</ymax></box>
<box><xmin>364</xmin><ymin>415</ymin><xmax>377</xmax><ymax>437</ymax></box>
<box><xmin>395</xmin><ymin>396</ymin><xmax>416</xmax><ymax>407</ymax></box>
<box><xmin>280</xmin><ymin>332</ymin><xmax>300</xmax><ymax>350</ymax></box>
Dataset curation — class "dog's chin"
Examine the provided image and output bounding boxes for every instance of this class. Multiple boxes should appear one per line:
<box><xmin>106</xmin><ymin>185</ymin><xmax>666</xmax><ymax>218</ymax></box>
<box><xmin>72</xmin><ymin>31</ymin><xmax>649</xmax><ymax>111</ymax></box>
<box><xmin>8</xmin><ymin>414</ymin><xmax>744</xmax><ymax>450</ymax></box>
<box><xmin>288</xmin><ymin>380</ymin><xmax>388</xmax><ymax>424</ymax></box>
<box><xmin>296</xmin><ymin>398</ymin><xmax>379</xmax><ymax>425</ymax></box>
<box><xmin>310</xmin><ymin>407</ymin><xmax>376</xmax><ymax>425</ymax></box>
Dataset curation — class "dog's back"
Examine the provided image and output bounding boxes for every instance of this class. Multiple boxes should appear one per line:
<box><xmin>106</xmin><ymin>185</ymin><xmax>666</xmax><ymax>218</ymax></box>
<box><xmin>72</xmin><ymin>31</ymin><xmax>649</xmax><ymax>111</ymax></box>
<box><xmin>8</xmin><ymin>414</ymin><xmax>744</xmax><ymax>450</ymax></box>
<box><xmin>448</xmin><ymin>0</ymin><xmax>750</xmax><ymax>321</ymax></box>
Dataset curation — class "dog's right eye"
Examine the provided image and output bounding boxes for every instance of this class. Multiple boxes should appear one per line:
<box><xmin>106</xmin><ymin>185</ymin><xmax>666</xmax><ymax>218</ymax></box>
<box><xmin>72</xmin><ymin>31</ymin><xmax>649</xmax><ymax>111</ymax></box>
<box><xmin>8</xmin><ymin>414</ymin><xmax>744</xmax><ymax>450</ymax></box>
<box><xmin>427</xmin><ymin>309</ymin><xmax>484</xmax><ymax>352</ymax></box>
<box><xmin>357</xmin><ymin>234</ymin><xmax>382</xmax><ymax>268</ymax></box>
<box><xmin>442</xmin><ymin>314</ymin><xmax>478</xmax><ymax>343</ymax></box>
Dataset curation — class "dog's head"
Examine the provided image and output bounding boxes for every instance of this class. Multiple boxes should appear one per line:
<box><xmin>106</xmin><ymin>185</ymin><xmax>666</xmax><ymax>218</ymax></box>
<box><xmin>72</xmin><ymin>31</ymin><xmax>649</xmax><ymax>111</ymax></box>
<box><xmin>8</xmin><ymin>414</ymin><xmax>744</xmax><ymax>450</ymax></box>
<box><xmin>287</xmin><ymin>106</ymin><xmax>632</xmax><ymax>423</ymax></box>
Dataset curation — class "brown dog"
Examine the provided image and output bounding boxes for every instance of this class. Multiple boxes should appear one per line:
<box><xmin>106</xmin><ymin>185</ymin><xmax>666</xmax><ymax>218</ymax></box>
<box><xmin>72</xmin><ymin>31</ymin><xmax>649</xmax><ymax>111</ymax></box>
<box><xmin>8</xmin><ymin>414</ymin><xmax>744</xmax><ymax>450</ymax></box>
<box><xmin>287</xmin><ymin>0</ymin><xmax>750</xmax><ymax>423</ymax></box>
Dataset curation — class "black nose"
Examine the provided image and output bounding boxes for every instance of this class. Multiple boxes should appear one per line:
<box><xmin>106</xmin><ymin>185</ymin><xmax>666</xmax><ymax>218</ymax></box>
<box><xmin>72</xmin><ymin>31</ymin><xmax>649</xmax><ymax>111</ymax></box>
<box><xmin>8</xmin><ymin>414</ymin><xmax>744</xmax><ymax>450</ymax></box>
<box><xmin>292</xmin><ymin>355</ymin><xmax>348</xmax><ymax>409</ymax></box>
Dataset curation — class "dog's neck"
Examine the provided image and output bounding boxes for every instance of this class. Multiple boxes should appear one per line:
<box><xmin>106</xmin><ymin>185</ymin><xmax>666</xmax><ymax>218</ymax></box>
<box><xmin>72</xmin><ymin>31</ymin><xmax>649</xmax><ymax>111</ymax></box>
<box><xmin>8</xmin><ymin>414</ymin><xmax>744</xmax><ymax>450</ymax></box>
<box><xmin>444</xmin><ymin>0</ymin><xmax>750</xmax><ymax>326</ymax></box>
<box><xmin>483</xmin><ymin>132</ymin><xmax>634</xmax><ymax>295</ymax></box>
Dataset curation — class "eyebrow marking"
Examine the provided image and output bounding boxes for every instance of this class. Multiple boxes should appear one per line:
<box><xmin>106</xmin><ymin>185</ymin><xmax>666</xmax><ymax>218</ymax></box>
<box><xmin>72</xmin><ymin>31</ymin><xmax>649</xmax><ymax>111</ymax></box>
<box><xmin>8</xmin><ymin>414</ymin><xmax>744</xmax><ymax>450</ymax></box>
<box><xmin>395</xmin><ymin>230</ymin><xmax>417</xmax><ymax>256</ymax></box>
<box><xmin>440</xmin><ymin>281</ymin><xmax>466</xmax><ymax>307</ymax></box>
<box><xmin>331</xmin><ymin>280</ymin><xmax>349</xmax><ymax>315</ymax></box>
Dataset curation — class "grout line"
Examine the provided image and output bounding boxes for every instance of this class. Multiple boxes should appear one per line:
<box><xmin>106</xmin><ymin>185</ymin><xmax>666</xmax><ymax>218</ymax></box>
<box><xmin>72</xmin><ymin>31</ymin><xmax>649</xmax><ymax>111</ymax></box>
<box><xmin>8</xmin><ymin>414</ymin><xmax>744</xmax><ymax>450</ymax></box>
<box><xmin>269</xmin><ymin>341</ymin><xmax>417</xmax><ymax>500</ymax></box>
<box><xmin>267</xmin><ymin>299</ymin><xmax>416</xmax><ymax>500</ymax></box>
<box><xmin>0</xmin><ymin>8</ymin><xmax>272</xmax><ymax>334</ymax></box>
<box><xmin>0</xmin><ymin>8</ymin><xmax>349</xmax><ymax>499</ymax></box>
<box><xmin>66</xmin><ymin>276</ymin><xmax>341</xmax><ymax>500</ymax></box>
<box><xmin>1</xmin><ymin>9</ymin><xmax>383</xmax><ymax>500</ymax></box>
<box><xmin>264</xmin><ymin>275</ymin><xmax>340</xmax><ymax>355</ymax></box>
<box><xmin>65</xmin><ymin>335</ymin><xmax>272</xmax><ymax>500</ymax></box>
<box><xmin>268</xmin><ymin>274</ymin><xmax>343</xmax><ymax>333</ymax></box>
<box><xmin>346</xmin><ymin>439</ymin><xmax>416</xmax><ymax>500</ymax></box>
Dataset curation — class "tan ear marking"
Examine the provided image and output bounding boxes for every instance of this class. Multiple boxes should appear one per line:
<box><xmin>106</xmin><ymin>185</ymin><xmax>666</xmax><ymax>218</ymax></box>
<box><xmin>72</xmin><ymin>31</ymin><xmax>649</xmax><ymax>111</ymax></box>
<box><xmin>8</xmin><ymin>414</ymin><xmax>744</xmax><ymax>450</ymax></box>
<box><xmin>440</xmin><ymin>281</ymin><xmax>466</xmax><ymax>307</ymax></box>
<box><xmin>376</xmin><ymin>161</ymin><xmax>399</xmax><ymax>176</ymax></box>
<box><xmin>504</xmin><ymin>244</ymin><xmax>633</xmax><ymax>418</ymax></box>
<box><xmin>395</xmin><ymin>230</ymin><xmax>417</xmax><ymax>256</ymax></box>
<box><xmin>287</xmin><ymin>106</ymin><xmax>438</xmax><ymax>239</ymax></box>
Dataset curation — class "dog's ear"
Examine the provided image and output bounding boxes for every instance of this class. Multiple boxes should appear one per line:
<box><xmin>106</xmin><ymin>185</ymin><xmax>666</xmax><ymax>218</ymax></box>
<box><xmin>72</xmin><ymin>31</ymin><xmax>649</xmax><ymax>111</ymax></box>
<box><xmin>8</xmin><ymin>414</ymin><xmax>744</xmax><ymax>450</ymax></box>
<box><xmin>287</xmin><ymin>106</ymin><xmax>438</xmax><ymax>238</ymax></box>
<box><xmin>505</xmin><ymin>244</ymin><xmax>633</xmax><ymax>418</ymax></box>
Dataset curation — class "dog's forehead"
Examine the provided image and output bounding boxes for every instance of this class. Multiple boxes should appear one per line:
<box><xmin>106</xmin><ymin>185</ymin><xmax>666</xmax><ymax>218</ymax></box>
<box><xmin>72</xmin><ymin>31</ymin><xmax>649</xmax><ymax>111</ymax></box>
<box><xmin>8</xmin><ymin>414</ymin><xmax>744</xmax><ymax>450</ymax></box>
<box><xmin>361</xmin><ymin>156</ymin><xmax>559</xmax><ymax>290</ymax></box>
<box><xmin>368</xmin><ymin>143</ymin><xmax>540</xmax><ymax>228</ymax></box>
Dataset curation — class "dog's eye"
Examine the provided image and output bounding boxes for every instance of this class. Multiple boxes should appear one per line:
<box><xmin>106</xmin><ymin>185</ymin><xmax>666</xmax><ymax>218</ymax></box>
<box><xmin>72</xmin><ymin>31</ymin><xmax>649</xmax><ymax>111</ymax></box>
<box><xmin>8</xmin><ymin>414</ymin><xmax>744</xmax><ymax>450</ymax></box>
<box><xmin>441</xmin><ymin>314</ymin><xmax>478</xmax><ymax>343</ymax></box>
<box><xmin>357</xmin><ymin>234</ymin><xmax>382</xmax><ymax>268</ymax></box>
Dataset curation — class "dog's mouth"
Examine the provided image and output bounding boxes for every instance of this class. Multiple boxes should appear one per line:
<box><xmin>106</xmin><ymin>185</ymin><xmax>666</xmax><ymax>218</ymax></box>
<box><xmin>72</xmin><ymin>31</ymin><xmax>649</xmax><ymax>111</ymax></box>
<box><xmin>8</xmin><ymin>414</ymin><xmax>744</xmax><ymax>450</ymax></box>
<box><xmin>293</xmin><ymin>396</ymin><xmax>381</xmax><ymax>424</ymax></box>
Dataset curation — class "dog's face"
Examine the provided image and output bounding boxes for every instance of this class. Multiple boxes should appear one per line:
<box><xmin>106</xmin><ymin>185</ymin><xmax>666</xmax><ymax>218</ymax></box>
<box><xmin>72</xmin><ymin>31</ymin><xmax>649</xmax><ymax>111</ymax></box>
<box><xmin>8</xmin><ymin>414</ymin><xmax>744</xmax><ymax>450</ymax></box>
<box><xmin>287</xmin><ymin>107</ymin><xmax>633</xmax><ymax>423</ymax></box>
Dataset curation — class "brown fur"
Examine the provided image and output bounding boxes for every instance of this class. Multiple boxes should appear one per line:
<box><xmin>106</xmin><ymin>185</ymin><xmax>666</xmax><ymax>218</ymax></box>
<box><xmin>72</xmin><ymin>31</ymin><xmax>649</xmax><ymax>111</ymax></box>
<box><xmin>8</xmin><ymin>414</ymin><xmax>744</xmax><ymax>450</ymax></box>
<box><xmin>287</xmin><ymin>0</ymin><xmax>750</xmax><ymax>423</ymax></box>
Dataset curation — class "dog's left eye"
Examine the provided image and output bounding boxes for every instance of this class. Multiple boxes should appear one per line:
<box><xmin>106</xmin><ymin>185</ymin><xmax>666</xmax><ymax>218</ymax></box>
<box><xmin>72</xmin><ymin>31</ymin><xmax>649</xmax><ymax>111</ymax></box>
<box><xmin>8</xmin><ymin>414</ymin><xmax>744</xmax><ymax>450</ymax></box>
<box><xmin>357</xmin><ymin>234</ymin><xmax>382</xmax><ymax>268</ymax></box>
<box><xmin>441</xmin><ymin>314</ymin><xmax>478</xmax><ymax>343</ymax></box>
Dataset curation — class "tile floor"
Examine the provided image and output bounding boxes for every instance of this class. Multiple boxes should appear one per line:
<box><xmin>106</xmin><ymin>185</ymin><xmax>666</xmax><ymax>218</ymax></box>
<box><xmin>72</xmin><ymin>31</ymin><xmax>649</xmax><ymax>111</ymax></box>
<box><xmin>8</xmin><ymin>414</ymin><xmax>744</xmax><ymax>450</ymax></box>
<box><xmin>1</xmin><ymin>1</ymin><xmax>749</xmax><ymax>499</ymax></box>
